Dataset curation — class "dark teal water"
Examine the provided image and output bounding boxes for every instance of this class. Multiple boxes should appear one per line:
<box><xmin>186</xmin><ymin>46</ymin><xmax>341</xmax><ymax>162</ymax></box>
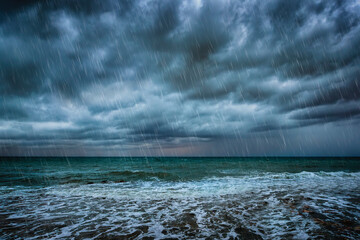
<box><xmin>1</xmin><ymin>157</ymin><xmax>360</xmax><ymax>239</ymax></box>
<box><xmin>1</xmin><ymin>157</ymin><xmax>359</xmax><ymax>186</ymax></box>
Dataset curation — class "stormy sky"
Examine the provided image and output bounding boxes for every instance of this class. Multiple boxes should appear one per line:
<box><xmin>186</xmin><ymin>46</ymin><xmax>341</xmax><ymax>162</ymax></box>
<box><xmin>0</xmin><ymin>0</ymin><xmax>360</xmax><ymax>156</ymax></box>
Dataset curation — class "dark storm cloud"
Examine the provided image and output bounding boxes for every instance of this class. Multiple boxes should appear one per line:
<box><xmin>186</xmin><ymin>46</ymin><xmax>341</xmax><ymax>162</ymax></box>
<box><xmin>0</xmin><ymin>0</ymin><xmax>360</xmax><ymax>156</ymax></box>
<box><xmin>292</xmin><ymin>102</ymin><xmax>360</xmax><ymax>122</ymax></box>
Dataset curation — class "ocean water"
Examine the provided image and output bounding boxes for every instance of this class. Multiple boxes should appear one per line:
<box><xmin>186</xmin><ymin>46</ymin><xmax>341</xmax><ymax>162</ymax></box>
<box><xmin>0</xmin><ymin>157</ymin><xmax>360</xmax><ymax>239</ymax></box>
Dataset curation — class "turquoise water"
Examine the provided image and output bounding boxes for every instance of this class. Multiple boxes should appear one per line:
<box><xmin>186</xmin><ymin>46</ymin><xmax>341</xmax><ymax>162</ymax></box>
<box><xmin>1</xmin><ymin>157</ymin><xmax>360</xmax><ymax>239</ymax></box>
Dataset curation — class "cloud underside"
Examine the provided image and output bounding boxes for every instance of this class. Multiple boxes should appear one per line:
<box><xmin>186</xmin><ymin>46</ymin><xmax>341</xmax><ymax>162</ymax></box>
<box><xmin>0</xmin><ymin>0</ymin><xmax>360</xmax><ymax>156</ymax></box>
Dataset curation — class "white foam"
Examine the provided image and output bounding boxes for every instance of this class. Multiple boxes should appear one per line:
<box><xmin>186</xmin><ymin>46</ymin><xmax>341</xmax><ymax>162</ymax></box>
<box><xmin>1</xmin><ymin>171</ymin><xmax>360</xmax><ymax>239</ymax></box>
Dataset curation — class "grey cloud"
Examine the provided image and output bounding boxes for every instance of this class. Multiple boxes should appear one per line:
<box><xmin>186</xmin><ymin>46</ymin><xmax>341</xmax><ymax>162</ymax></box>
<box><xmin>0</xmin><ymin>0</ymin><xmax>360</xmax><ymax>156</ymax></box>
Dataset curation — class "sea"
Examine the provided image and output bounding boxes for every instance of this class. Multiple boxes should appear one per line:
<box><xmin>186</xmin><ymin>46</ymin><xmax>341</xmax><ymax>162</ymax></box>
<box><xmin>0</xmin><ymin>157</ymin><xmax>360</xmax><ymax>239</ymax></box>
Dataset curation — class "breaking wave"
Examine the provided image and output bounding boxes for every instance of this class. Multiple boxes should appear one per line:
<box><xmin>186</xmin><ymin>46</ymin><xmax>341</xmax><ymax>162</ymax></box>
<box><xmin>1</xmin><ymin>171</ymin><xmax>360</xmax><ymax>239</ymax></box>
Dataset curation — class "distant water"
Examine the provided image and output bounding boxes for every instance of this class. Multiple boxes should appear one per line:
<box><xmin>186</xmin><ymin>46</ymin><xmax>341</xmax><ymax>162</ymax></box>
<box><xmin>1</xmin><ymin>157</ymin><xmax>360</xmax><ymax>239</ymax></box>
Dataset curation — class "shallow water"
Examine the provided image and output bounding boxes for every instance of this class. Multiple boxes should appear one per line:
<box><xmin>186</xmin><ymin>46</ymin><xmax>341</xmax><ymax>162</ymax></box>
<box><xmin>1</xmin><ymin>157</ymin><xmax>360</xmax><ymax>239</ymax></box>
